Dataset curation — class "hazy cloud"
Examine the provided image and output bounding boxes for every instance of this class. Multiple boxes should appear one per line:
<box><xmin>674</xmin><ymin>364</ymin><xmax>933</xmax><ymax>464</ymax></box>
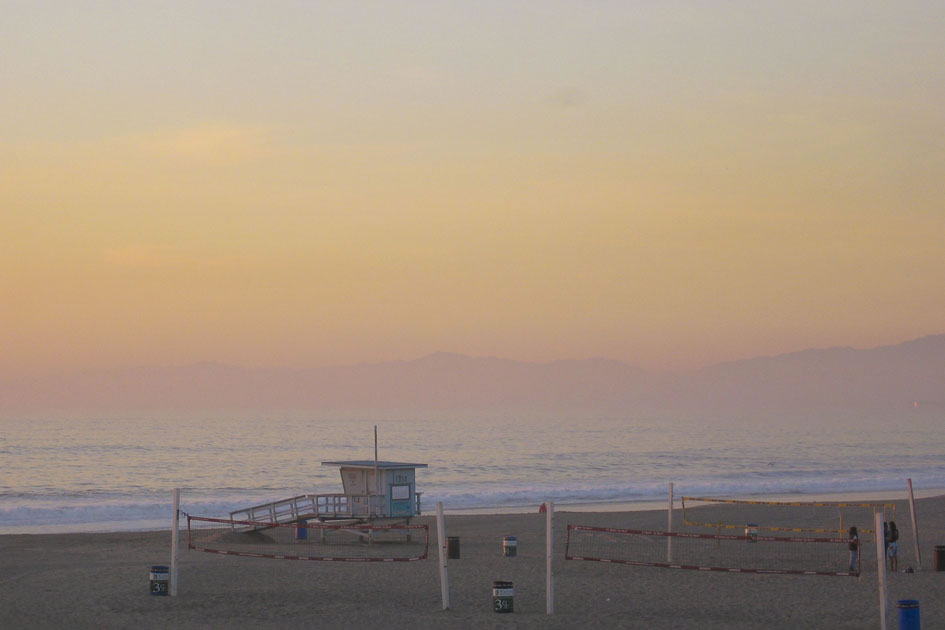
<box><xmin>547</xmin><ymin>87</ymin><xmax>585</xmax><ymax>108</ymax></box>
<box><xmin>101</xmin><ymin>246</ymin><xmax>250</xmax><ymax>270</ymax></box>
<box><xmin>136</xmin><ymin>123</ymin><xmax>273</xmax><ymax>165</ymax></box>
<box><xmin>101</xmin><ymin>246</ymin><xmax>176</xmax><ymax>269</ymax></box>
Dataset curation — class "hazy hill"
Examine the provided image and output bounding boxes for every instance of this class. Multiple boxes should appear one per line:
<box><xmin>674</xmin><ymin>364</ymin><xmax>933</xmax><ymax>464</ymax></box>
<box><xmin>1</xmin><ymin>335</ymin><xmax>942</xmax><ymax>419</ymax></box>
<box><xmin>659</xmin><ymin>334</ymin><xmax>945</xmax><ymax>418</ymax></box>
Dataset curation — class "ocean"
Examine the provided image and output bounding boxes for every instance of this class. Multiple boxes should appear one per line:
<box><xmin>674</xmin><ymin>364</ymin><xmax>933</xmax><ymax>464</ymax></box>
<box><xmin>2</xmin><ymin>414</ymin><xmax>944</xmax><ymax>534</ymax></box>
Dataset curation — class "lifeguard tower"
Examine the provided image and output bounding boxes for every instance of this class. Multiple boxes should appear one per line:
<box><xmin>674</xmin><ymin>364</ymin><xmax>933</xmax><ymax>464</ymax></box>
<box><xmin>228</xmin><ymin>460</ymin><xmax>427</xmax><ymax>531</ymax></box>
<box><xmin>320</xmin><ymin>460</ymin><xmax>426</xmax><ymax>520</ymax></box>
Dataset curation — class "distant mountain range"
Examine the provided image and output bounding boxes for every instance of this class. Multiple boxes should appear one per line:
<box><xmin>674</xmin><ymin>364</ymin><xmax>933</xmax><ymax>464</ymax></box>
<box><xmin>2</xmin><ymin>335</ymin><xmax>943</xmax><ymax>420</ymax></box>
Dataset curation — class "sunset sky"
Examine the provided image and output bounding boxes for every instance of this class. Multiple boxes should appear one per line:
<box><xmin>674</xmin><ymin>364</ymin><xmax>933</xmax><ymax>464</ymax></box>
<box><xmin>2</xmin><ymin>1</ymin><xmax>943</xmax><ymax>376</ymax></box>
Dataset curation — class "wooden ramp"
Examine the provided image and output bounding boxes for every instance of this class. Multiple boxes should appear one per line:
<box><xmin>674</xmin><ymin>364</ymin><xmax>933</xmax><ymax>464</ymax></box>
<box><xmin>229</xmin><ymin>493</ymin><xmax>387</xmax><ymax>531</ymax></box>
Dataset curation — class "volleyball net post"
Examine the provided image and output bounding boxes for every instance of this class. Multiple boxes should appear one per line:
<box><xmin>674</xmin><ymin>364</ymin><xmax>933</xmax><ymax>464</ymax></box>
<box><xmin>906</xmin><ymin>478</ymin><xmax>921</xmax><ymax>570</ymax></box>
<box><xmin>435</xmin><ymin>501</ymin><xmax>450</xmax><ymax>610</ymax></box>
<box><xmin>546</xmin><ymin>500</ymin><xmax>554</xmax><ymax>615</ymax></box>
<box><xmin>667</xmin><ymin>482</ymin><xmax>674</xmax><ymax>563</ymax></box>
<box><xmin>170</xmin><ymin>488</ymin><xmax>180</xmax><ymax>596</ymax></box>
<box><xmin>874</xmin><ymin>511</ymin><xmax>887</xmax><ymax>630</ymax></box>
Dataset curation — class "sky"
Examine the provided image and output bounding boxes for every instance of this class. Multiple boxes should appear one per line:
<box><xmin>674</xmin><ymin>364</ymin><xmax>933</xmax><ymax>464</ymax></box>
<box><xmin>2</xmin><ymin>1</ymin><xmax>944</xmax><ymax>376</ymax></box>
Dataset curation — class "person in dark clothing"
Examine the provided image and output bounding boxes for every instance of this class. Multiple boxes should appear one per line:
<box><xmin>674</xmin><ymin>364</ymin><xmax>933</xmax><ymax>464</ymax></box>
<box><xmin>887</xmin><ymin>521</ymin><xmax>899</xmax><ymax>572</ymax></box>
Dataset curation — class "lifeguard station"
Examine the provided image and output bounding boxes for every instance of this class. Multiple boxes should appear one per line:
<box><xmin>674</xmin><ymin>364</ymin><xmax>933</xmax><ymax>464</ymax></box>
<box><xmin>228</xmin><ymin>460</ymin><xmax>427</xmax><ymax>531</ymax></box>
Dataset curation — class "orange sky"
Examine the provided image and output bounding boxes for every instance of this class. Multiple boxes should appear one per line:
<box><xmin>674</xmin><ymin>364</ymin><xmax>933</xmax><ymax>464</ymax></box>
<box><xmin>2</xmin><ymin>2</ymin><xmax>943</xmax><ymax>375</ymax></box>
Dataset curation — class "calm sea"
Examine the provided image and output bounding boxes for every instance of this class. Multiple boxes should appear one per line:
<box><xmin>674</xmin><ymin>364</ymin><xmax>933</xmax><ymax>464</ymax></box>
<box><xmin>2</xmin><ymin>414</ymin><xmax>944</xmax><ymax>533</ymax></box>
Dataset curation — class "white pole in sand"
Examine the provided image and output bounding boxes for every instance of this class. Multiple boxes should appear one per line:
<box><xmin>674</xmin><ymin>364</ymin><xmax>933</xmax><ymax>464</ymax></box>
<box><xmin>435</xmin><ymin>501</ymin><xmax>450</xmax><ymax>610</ymax></box>
<box><xmin>906</xmin><ymin>478</ymin><xmax>921</xmax><ymax>570</ymax></box>
<box><xmin>546</xmin><ymin>500</ymin><xmax>554</xmax><ymax>615</ymax></box>
<box><xmin>874</xmin><ymin>511</ymin><xmax>887</xmax><ymax>630</ymax></box>
<box><xmin>170</xmin><ymin>488</ymin><xmax>180</xmax><ymax>597</ymax></box>
<box><xmin>667</xmin><ymin>482</ymin><xmax>674</xmax><ymax>563</ymax></box>
<box><xmin>374</xmin><ymin>425</ymin><xmax>380</xmax><ymax>515</ymax></box>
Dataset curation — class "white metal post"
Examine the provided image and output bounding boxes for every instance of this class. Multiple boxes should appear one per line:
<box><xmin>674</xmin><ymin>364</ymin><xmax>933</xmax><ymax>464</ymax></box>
<box><xmin>667</xmin><ymin>482</ymin><xmax>674</xmax><ymax>563</ymax></box>
<box><xmin>874</xmin><ymin>511</ymin><xmax>887</xmax><ymax>630</ymax></box>
<box><xmin>435</xmin><ymin>502</ymin><xmax>450</xmax><ymax>610</ymax></box>
<box><xmin>546</xmin><ymin>500</ymin><xmax>554</xmax><ymax>615</ymax></box>
<box><xmin>906</xmin><ymin>478</ymin><xmax>921</xmax><ymax>570</ymax></box>
<box><xmin>374</xmin><ymin>425</ymin><xmax>380</xmax><ymax>515</ymax></box>
<box><xmin>170</xmin><ymin>488</ymin><xmax>180</xmax><ymax>596</ymax></box>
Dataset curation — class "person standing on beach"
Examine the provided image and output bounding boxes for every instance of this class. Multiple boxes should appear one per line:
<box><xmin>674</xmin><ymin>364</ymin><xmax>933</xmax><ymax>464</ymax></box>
<box><xmin>887</xmin><ymin>521</ymin><xmax>899</xmax><ymax>572</ymax></box>
<box><xmin>848</xmin><ymin>526</ymin><xmax>859</xmax><ymax>572</ymax></box>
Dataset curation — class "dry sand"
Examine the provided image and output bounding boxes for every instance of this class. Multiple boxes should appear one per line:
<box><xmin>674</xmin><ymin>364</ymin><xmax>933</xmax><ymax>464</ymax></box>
<box><xmin>2</xmin><ymin>495</ymin><xmax>944</xmax><ymax>629</ymax></box>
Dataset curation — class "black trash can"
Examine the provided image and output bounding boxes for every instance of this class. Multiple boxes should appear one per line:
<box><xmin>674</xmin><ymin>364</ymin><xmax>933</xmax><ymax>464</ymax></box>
<box><xmin>149</xmin><ymin>565</ymin><xmax>169</xmax><ymax>596</ymax></box>
<box><xmin>492</xmin><ymin>580</ymin><xmax>513</xmax><ymax>613</ymax></box>
<box><xmin>447</xmin><ymin>536</ymin><xmax>460</xmax><ymax>559</ymax></box>
<box><xmin>935</xmin><ymin>545</ymin><xmax>945</xmax><ymax>571</ymax></box>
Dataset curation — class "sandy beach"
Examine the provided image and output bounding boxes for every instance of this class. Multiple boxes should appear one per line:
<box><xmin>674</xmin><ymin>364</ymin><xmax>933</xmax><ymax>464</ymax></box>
<box><xmin>2</xmin><ymin>495</ymin><xmax>943</xmax><ymax>629</ymax></box>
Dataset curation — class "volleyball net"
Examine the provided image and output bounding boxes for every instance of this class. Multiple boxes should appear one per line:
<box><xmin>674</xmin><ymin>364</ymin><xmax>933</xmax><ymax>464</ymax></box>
<box><xmin>565</xmin><ymin>524</ymin><xmax>858</xmax><ymax>577</ymax></box>
<box><xmin>680</xmin><ymin>496</ymin><xmax>895</xmax><ymax>535</ymax></box>
<box><xmin>185</xmin><ymin>514</ymin><xmax>429</xmax><ymax>562</ymax></box>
